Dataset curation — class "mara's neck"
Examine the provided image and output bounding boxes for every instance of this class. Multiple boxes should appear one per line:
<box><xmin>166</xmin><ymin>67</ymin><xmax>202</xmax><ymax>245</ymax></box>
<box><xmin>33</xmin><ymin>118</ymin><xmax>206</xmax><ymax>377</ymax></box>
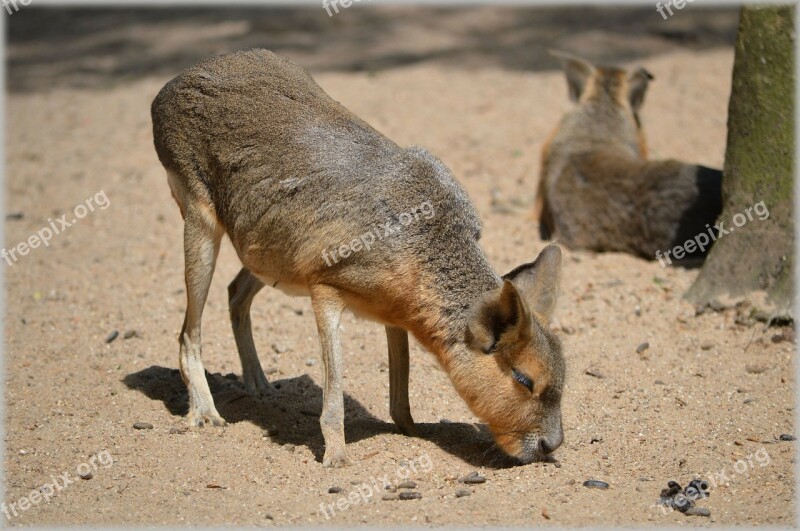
<box><xmin>401</xmin><ymin>244</ymin><xmax>501</xmax><ymax>373</ymax></box>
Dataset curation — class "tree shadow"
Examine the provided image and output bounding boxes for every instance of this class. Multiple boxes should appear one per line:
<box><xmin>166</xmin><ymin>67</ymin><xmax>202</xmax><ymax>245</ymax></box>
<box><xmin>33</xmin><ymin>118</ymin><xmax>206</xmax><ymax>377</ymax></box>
<box><xmin>122</xmin><ymin>365</ymin><xmax>518</xmax><ymax>468</ymax></box>
<box><xmin>8</xmin><ymin>5</ymin><xmax>739</xmax><ymax>93</ymax></box>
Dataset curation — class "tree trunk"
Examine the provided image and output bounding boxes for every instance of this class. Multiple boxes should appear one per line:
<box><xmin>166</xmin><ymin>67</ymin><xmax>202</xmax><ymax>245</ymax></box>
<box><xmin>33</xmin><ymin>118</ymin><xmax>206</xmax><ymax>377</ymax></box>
<box><xmin>685</xmin><ymin>5</ymin><xmax>795</xmax><ymax>321</ymax></box>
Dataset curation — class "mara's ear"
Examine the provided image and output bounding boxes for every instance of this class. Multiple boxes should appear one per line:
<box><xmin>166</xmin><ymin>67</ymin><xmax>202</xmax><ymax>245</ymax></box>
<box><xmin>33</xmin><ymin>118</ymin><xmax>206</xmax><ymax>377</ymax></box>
<box><xmin>466</xmin><ymin>280</ymin><xmax>531</xmax><ymax>354</ymax></box>
<box><xmin>550</xmin><ymin>49</ymin><xmax>595</xmax><ymax>102</ymax></box>
<box><xmin>502</xmin><ymin>243</ymin><xmax>562</xmax><ymax>325</ymax></box>
<box><xmin>628</xmin><ymin>67</ymin><xmax>654</xmax><ymax>112</ymax></box>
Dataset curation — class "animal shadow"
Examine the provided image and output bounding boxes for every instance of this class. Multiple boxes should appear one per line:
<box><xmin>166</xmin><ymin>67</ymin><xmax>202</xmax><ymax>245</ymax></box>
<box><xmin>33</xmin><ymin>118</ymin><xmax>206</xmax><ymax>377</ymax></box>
<box><xmin>123</xmin><ymin>366</ymin><xmax>517</xmax><ymax>468</ymax></box>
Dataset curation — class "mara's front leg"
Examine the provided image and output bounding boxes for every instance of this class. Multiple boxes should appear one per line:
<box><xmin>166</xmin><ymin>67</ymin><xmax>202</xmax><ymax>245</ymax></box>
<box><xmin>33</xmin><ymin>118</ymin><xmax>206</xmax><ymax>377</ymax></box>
<box><xmin>310</xmin><ymin>285</ymin><xmax>351</xmax><ymax>468</ymax></box>
<box><xmin>385</xmin><ymin>326</ymin><xmax>418</xmax><ymax>436</ymax></box>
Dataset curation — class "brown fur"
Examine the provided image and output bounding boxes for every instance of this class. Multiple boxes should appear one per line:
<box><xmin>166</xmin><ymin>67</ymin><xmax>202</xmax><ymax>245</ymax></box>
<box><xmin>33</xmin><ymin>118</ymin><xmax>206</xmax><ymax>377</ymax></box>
<box><xmin>536</xmin><ymin>51</ymin><xmax>723</xmax><ymax>260</ymax></box>
<box><xmin>152</xmin><ymin>49</ymin><xmax>566</xmax><ymax>466</ymax></box>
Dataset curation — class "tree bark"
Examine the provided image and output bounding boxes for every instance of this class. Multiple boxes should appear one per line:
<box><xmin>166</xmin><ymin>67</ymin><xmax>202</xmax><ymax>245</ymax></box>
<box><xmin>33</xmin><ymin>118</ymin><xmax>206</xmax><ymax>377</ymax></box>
<box><xmin>685</xmin><ymin>5</ymin><xmax>795</xmax><ymax>321</ymax></box>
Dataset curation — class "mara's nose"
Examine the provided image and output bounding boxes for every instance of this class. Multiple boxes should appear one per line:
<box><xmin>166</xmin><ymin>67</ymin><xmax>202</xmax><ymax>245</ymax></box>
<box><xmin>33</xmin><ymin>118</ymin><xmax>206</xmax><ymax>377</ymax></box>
<box><xmin>539</xmin><ymin>429</ymin><xmax>564</xmax><ymax>455</ymax></box>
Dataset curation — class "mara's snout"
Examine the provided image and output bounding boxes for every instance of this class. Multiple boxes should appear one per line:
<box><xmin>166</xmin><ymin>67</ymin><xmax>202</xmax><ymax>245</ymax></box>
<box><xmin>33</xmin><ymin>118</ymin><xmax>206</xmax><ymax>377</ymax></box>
<box><xmin>152</xmin><ymin>49</ymin><xmax>567</xmax><ymax>467</ymax></box>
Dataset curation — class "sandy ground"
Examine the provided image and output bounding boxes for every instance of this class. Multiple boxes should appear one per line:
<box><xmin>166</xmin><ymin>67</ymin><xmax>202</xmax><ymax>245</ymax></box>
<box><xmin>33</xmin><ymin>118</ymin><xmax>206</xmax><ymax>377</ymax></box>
<box><xmin>4</xmin><ymin>6</ymin><xmax>795</xmax><ymax>527</ymax></box>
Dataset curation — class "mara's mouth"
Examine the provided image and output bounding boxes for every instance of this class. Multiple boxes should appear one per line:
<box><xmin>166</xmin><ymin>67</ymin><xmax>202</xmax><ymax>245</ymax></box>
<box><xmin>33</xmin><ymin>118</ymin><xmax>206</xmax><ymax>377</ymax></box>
<box><xmin>490</xmin><ymin>428</ymin><xmax>558</xmax><ymax>465</ymax></box>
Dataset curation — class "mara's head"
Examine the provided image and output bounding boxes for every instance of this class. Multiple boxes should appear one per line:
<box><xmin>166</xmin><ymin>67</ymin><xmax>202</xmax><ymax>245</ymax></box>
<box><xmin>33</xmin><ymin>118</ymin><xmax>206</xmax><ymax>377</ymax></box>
<box><xmin>457</xmin><ymin>243</ymin><xmax>566</xmax><ymax>464</ymax></box>
<box><xmin>551</xmin><ymin>50</ymin><xmax>654</xmax><ymax>156</ymax></box>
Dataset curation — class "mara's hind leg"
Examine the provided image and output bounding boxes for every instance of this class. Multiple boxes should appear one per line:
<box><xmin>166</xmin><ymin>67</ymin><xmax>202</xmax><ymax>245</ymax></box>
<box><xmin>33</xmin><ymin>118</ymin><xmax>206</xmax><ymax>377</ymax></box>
<box><xmin>179</xmin><ymin>204</ymin><xmax>225</xmax><ymax>427</ymax></box>
<box><xmin>228</xmin><ymin>268</ymin><xmax>273</xmax><ymax>394</ymax></box>
<box><xmin>386</xmin><ymin>326</ymin><xmax>418</xmax><ymax>436</ymax></box>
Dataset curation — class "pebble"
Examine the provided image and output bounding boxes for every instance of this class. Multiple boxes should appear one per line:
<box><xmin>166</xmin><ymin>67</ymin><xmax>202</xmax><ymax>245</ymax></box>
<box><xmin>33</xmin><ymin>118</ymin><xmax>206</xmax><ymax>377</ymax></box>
<box><xmin>636</xmin><ymin>342</ymin><xmax>650</xmax><ymax>354</ymax></box>
<box><xmin>169</xmin><ymin>427</ymin><xmax>187</xmax><ymax>434</ymax></box>
<box><xmin>455</xmin><ymin>489</ymin><xmax>471</xmax><ymax>498</ymax></box>
<box><xmin>700</xmin><ymin>341</ymin><xmax>715</xmax><ymax>350</ymax></box>
<box><xmin>399</xmin><ymin>491</ymin><xmax>422</xmax><ymax>500</ymax></box>
<box><xmin>743</xmin><ymin>398</ymin><xmax>755</xmax><ymax>404</ymax></box>
<box><xmin>105</xmin><ymin>330</ymin><xmax>119</xmax><ymax>344</ymax></box>
<box><xmin>458</xmin><ymin>472</ymin><xmax>486</xmax><ymax>484</ymax></box>
<box><xmin>745</xmin><ymin>364</ymin><xmax>768</xmax><ymax>374</ymax></box>
<box><xmin>133</xmin><ymin>422</ymin><xmax>153</xmax><ymax>430</ymax></box>
<box><xmin>305</xmin><ymin>359</ymin><xmax>316</xmax><ymax>367</ymax></box>
<box><xmin>328</xmin><ymin>486</ymin><xmax>343</xmax><ymax>494</ymax></box>
<box><xmin>262</xmin><ymin>427</ymin><xmax>279</xmax><ymax>437</ymax></box>
<box><xmin>565</xmin><ymin>479</ymin><xmax>575</xmax><ymax>486</ymax></box>
<box><xmin>582</xmin><ymin>480</ymin><xmax>609</xmax><ymax>489</ymax></box>
<box><xmin>779</xmin><ymin>434</ymin><xmax>796</xmax><ymax>441</ymax></box>
<box><xmin>381</xmin><ymin>493</ymin><xmax>398</xmax><ymax>501</ymax></box>
<box><xmin>684</xmin><ymin>507</ymin><xmax>711</xmax><ymax>517</ymax></box>
<box><xmin>79</xmin><ymin>471</ymin><xmax>93</xmax><ymax>480</ymax></box>
<box><xmin>384</xmin><ymin>484</ymin><xmax>397</xmax><ymax>493</ymax></box>
<box><xmin>272</xmin><ymin>343</ymin><xmax>287</xmax><ymax>354</ymax></box>
<box><xmin>397</xmin><ymin>481</ymin><xmax>417</xmax><ymax>489</ymax></box>
<box><xmin>654</xmin><ymin>380</ymin><xmax>665</xmax><ymax>385</ymax></box>
<box><xmin>123</xmin><ymin>329</ymin><xmax>138</xmax><ymax>339</ymax></box>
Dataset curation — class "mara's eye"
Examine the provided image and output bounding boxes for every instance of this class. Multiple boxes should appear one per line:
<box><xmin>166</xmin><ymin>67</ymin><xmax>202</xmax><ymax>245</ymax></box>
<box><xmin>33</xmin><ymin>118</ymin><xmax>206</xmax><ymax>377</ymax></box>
<box><xmin>512</xmin><ymin>368</ymin><xmax>533</xmax><ymax>392</ymax></box>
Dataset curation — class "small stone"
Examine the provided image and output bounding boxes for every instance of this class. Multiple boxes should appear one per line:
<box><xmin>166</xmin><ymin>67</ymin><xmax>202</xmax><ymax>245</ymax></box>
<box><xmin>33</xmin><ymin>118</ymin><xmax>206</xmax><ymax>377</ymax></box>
<box><xmin>272</xmin><ymin>343</ymin><xmax>287</xmax><ymax>354</ymax></box>
<box><xmin>779</xmin><ymin>434</ymin><xmax>796</xmax><ymax>441</ymax></box>
<box><xmin>398</xmin><ymin>491</ymin><xmax>422</xmax><ymax>500</ymax></box>
<box><xmin>700</xmin><ymin>341</ymin><xmax>714</xmax><ymax>350</ymax></box>
<box><xmin>169</xmin><ymin>427</ymin><xmax>187</xmax><ymax>434</ymax></box>
<box><xmin>79</xmin><ymin>471</ymin><xmax>93</xmax><ymax>480</ymax></box>
<box><xmin>262</xmin><ymin>427</ymin><xmax>279</xmax><ymax>437</ymax></box>
<box><xmin>328</xmin><ymin>486</ymin><xmax>343</xmax><ymax>494</ymax></box>
<box><xmin>561</xmin><ymin>325</ymin><xmax>575</xmax><ymax>335</ymax></box>
<box><xmin>582</xmin><ymin>479</ymin><xmax>609</xmax><ymax>489</ymax></box>
<box><xmin>565</xmin><ymin>479</ymin><xmax>576</xmax><ymax>485</ymax></box>
<box><xmin>455</xmin><ymin>489</ymin><xmax>471</xmax><ymax>497</ymax></box>
<box><xmin>350</xmin><ymin>480</ymin><xmax>362</xmax><ymax>486</ymax></box>
<box><xmin>744</xmin><ymin>398</ymin><xmax>755</xmax><ymax>404</ymax></box>
<box><xmin>636</xmin><ymin>342</ymin><xmax>650</xmax><ymax>354</ymax></box>
<box><xmin>384</xmin><ymin>484</ymin><xmax>397</xmax><ymax>492</ymax></box>
<box><xmin>381</xmin><ymin>493</ymin><xmax>398</xmax><ymax>501</ymax></box>
<box><xmin>105</xmin><ymin>330</ymin><xmax>119</xmax><ymax>344</ymax></box>
<box><xmin>684</xmin><ymin>507</ymin><xmax>710</xmax><ymax>517</ymax></box>
<box><xmin>541</xmin><ymin>507</ymin><xmax>550</xmax><ymax>520</ymax></box>
<box><xmin>284</xmin><ymin>444</ymin><xmax>296</xmax><ymax>452</ymax></box>
<box><xmin>133</xmin><ymin>422</ymin><xmax>153</xmax><ymax>430</ymax></box>
<box><xmin>305</xmin><ymin>359</ymin><xmax>316</xmax><ymax>367</ymax></box>
<box><xmin>397</xmin><ymin>481</ymin><xmax>417</xmax><ymax>489</ymax></box>
<box><xmin>123</xmin><ymin>330</ymin><xmax>138</xmax><ymax>339</ymax></box>
<box><xmin>745</xmin><ymin>364</ymin><xmax>768</xmax><ymax>374</ymax></box>
<box><xmin>458</xmin><ymin>472</ymin><xmax>486</xmax><ymax>484</ymax></box>
<box><xmin>655</xmin><ymin>380</ymin><xmax>666</xmax><ymax>385</ymax></box>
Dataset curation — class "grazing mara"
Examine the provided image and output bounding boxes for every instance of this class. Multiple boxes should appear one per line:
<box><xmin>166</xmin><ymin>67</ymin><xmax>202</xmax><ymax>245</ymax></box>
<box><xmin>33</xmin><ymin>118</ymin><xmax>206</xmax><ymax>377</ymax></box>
<box><xmin>152</xmin><ymin>49</ymin><xmax>566</xmax><ymax>467</ymax></box>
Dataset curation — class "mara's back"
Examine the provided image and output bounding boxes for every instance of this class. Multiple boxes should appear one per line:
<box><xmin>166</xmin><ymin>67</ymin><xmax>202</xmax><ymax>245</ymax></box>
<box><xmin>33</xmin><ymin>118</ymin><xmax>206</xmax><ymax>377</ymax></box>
<box><xmin>152</xmin><ymin>49</ymin><xmax>489</xmax><ymax>324</ymax></box>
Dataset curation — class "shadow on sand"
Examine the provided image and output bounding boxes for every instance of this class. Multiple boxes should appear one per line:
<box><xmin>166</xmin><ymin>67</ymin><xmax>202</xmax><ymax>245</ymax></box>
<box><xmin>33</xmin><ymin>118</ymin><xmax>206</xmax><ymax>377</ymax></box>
<box><xmin>123</xmin><ymin>365</ymin><xmax>519</xmax><ymax>468</ymax></box>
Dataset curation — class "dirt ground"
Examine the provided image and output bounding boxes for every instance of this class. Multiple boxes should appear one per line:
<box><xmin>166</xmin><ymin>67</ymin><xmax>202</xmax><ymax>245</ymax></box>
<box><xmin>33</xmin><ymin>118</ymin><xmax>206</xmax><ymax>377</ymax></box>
<box><xmin>4</xmin><ymin>6</ymin><xmax>795</xmax><ymax>527</ymax></box>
